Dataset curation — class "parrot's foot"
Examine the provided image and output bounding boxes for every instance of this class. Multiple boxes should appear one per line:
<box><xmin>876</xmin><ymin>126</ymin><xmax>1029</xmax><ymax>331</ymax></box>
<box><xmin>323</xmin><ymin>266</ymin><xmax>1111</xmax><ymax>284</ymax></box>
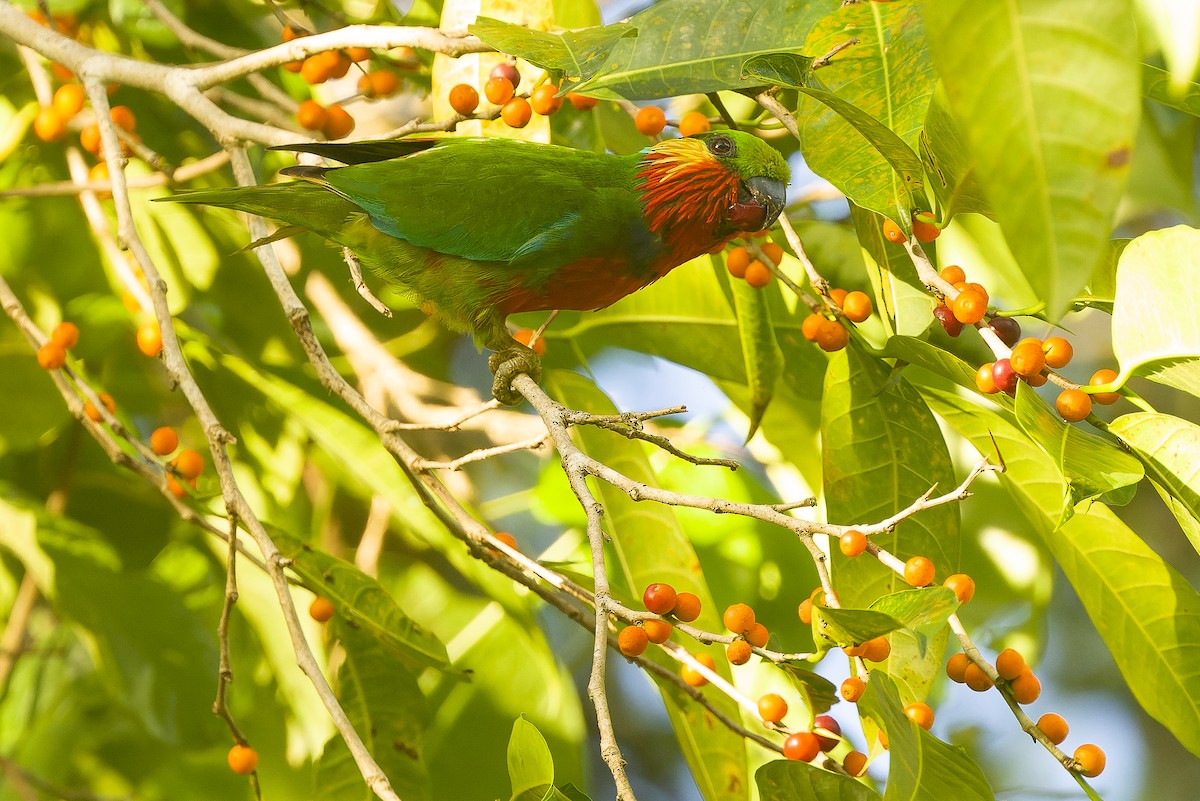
<box><xmin>488</xmin><ymin>345</ymin><xmax>542</xmax><ymax>405</ymax></box>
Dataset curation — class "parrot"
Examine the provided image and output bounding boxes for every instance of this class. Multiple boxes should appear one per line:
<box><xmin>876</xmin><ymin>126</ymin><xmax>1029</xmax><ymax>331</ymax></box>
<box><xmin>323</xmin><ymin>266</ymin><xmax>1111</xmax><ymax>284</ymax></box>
<box><xmin>167</xmin><ymin>130</ymin><xmax>790</xmax><ymax>403</ymax></box>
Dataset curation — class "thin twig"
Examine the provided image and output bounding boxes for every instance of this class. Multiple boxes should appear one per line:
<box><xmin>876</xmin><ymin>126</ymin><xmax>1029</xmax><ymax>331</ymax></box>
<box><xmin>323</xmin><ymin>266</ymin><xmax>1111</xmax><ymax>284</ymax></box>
<box><xmin>413</xmin><ymin>434</ymin><xmax>551</xmax><ymax>471</ymax></box>
<box><xmin>342</xmin><ymin>247</ymin><xmax>392</xmax><ymax>317</ymax></box>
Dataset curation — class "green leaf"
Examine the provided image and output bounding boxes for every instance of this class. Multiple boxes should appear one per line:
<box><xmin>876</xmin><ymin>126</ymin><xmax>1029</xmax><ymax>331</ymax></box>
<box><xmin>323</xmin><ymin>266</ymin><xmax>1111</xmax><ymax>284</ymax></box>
<box><xmin>274</xmin><ymin>533</ymin><xmax>452</xmax><ymax>671</ymax></box>
<box><xmin>776</xmin><ymin>662</ymin><xmax>839</xmax><ymax>716</ymax></box>
<box><xmin>756</xmin><ymin>758</ymin><xmax>883</xmax><ymax>801</ymax></box>
<box><xmin>858</xmin><ymin>673</ymin><xmax>995</xmax><ymax>800</ymax></box>
<box><xmin>923</xmin><ymin>387</ymin><xmax>1200</xmax><ymax>757</ymax></box>
<box><xmin>813</xmin><ymin>606</ymin><xmax>901</xmax><ymax>649</ymax></box>
<box><xmin>1141</xmin><ymin>64</ymin><xmax>1200</xmax><ymax>115</ymax></box>
<box><xmin>568</xmin><ymin>0</ymin><xmax>828</xmax><ymax>99</ymax></box>
<box><xmin>821</xmin><ymin>346</ymin><xmax>959</xmax><ymax>610</ymax></box>
<box><xmin>469</xmin><ymin>17</ymin><xmax>636</xmax><ymax>85</ymax></box>
<box><xmin>1109</xmin><ymin>412</ymin><xmax>1200</xmax><ymax>550</ymax></box>
<box><xmin>924</xmin><ymin>0</ymin><xmax>1141</xmax><ymax>317</ymax></box>
<box><xmin>1012</xmin><ymin>382</ymin><xmax>1144</xmax><ymax>508</ymax></box>
<box><xmin>871</xmin><ymin>587</ymin><xmax>958</xmax><ymax>640</ymax></box>
<box><xmin>883</xmin><ymin>335</ymin><xmax>988</xmax><ymax>395</ymax></box>
<box><xmin>725</xmin><ymin>255</ymin><xmax>783</xmax><ymax>438</ymax></box>
<box><xmin>1112</xmin><ymin>225</ymin><xmax>1200</xmax><ymax>396</ymax></box>
<box><xmin>507</xmin><ymin>717</ymin><xmax>559</xmax><ymax>801</ymax></box>
<box><xmin>920</xmin><ymin>86</ymin><xmax>993</xmax><ymax>221</ymax></box>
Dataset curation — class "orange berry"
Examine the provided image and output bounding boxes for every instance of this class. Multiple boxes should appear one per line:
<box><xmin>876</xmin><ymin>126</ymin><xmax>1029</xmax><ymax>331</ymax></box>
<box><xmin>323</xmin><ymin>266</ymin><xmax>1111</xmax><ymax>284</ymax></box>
<box><xmin>725</xmin><ymin>246</ymin><xmax>751</xmax><ymax>278</ymax></box>
<box><xmin>903</xmin><ymin>555</ymin><xmax>935</xmax><ymax>587</ymax></box>
<box><xmin>829</xmin><ymin>287</ymin><xmax>849</xmax><ymax>308</ymax></box>
<box><xmin>173</xmin><ymin>448</ymin><xmax>205</xmax><ymax>480</ymax></box>
<box><xmin>963</xmin><ymin>661</ymin><xmax>993</xmax><ymax>692</ymax></box>
<box><xmin>328</xmin><ymin>51</ymin><xmax>352</xmax><ymax>79</ymax></box>
<box><xmin>363</xmin><ymin>70</ymin><xmax>401</xmax><ymax>98</ymax></box>
<box><xmin>136</xmin><ymin>322</ymin><xmax>163</xmax><ymax>357</ymax></box>
<box><xmin>726</xmin><ymin>640</ymin><xmax>752</xmax><ymax>665</ymax></box>
<box><xmin>839</xmin><ymin>529</ymin><xmax>867</xmax><ymax>557</ymax></box>
<box><xmin>529</xmin><ymin>84</ymin><xmax>563</xmax><ymax>115</ymax></box>
<box><xmin>34</xmin><ymin>106</ymin><xmax>67</xmax><ymax>142</ymax></box>
<box><xmin>281</xmin><ymin>25</ymin><xmax>306</xmax><ymax>42</ymax></box>
<box><xmin>1010</xmin><ymin>669</ymin><xmax>1041</xmax><ymax>704</ymax></box>
<box><xmin>809</xmin><ymin>586</ymin><xmax>826</xmax><ymax>606</ymax></box>
<box><xmin>759</xmin><ymin>242</ymin><xmax>784</xmax><ymax>266</ymax></box>
<box><xmin>345</xmin><ymin>46</ymin><xmax>372</xmax><ymax>62</ymax></box>
<box><xmin>1009</xmin><ymin>338</ymin><xmax>1046</xmax><ymax>377</ymax></box>
<box><xmin>975</xmin><ymin>362</ymin><xmax>999</xmax><ymax>394</ymax></box>
<box><xmin>322</xmin><ymin>104</ymin><xmax>355</xmax><ymax>139</ymax></box>
<box><xmin>166</xmin><ymin>475</ymin><xmax>188</xmax><ymax>498</ymax></box>
<box><xmin>841</xmin><ymin>291</ymin><xmax>872</xmax><ymax>323</ymax></box>
<box><xmin>1089</xmin><ymin>369</ymin><xmax>1121</xmax><ymax>404</ymax></box>
<box><xmin>862</xmin><ymin>636</ymin><xmax>891</xmax><ymax>663</ymax></box>
<box><xmin>882</xmin><ymin>218</ymin><xmax>907</xmax><ymax>244</ymax></box>
<box><xmin>109</xmin><ymin>105</ymin><xmax>137</xmax><ymax>133</ymax></box>
<box><xmin>492</xmin><ymin>532</ymin><xmax>517</xmax><ymax>550</ymax></box>
<box><xmin>672</xmin><ymin>592</ymin><xmax>701</xmax><ymax>622</ymax></box>
<box><xmin>618</xmin><ymin>625</ymin><xmax>649</xmax><ymax>657</ymax></box>
<box><xmin>1056</xmin><ymin>389</ymin><xmax>1092</xmax><ymax>422</ymax></box>
<box><xmin>83</xmin><ymin>391</ymin><xmax>116</xmax><ymax>423</ymax></box>
<box><xmin>643</xmin><ymin>618</ymin><xmax>672</xmax><ymax>644</ymax></box>
<box><xmin>912</xmin><ymin>215</ymin><xmax>940</xmax><ymax>242</ymax></box>
<box><xmin>843</xmin><ymin>641</ymin><xmax>867</xmax><ymax>658</ymax></box>
<box><xmin>1042</xmin><ymin>336</ymin><xmax>1073</xmax><ymax>369</ymax></box>
<box><xmin>567</xmin><ymin>92</ymin><xmax>598</xmax><ymax>111</ymax></box>
<box><xmin>797</xmin><ymin>598</ymin><xmax>813</xmax><ymax>625</ymax></box>
<box><xmin>52</xmin><ymin>83</ymin><xmax>86</xmax><ymax>118</ymax></box>
<box><xmin>1073</xmin><ymin>744</ymin><xmax>1106</xmax><ymax>777</ymax></box>
<box><xmin>678</xmin><ymin>111</ymin><xmax>710</xmax><ymax>137</ymax></box>
<box><xmin>149</xmin><ymin>426</ymin><xmax>179</xmax><ymax>456</ymax></box>
<box><xmin>80</xmin><ymin>123</ymin><xmax>102</xmax><ymax>155</ymax></box>
<box><xmin>512</xmin><ymin>327</ymin><xmax>547</xmax><ymax>357</ymax></box>
<box><xmin>951</xmin><ymin>290</ymin><xmax>988</xmax><ymax>324</ymax></box>
<box><xmin>782</xmin><ymin>731</ymin><xmax>820</xmax><ymax>762</ymax></box>
<box><xmin>483</xmin><ymin>76</ymin><xmax>515</xmax><ymax>105</ymax></box>
<box><xmin>296</xmin><ymin>99</ymin><xmax>329</xmax><ymax>131</ymax></box>
<box><xmin>300</xmin><ymin>51</ymin><xmax>337</xmax><ymax>84</ymax></box>
<box><xmin>746</xmin><ymin>622</ymin><xmax>769</xmax><ymax>648</ymax></box>
<box><xmin>815</xmin><ymin>318</ymin><xmax>849</xmax><ymax>352</ymax></box>
<box><xmin>840</xmin><ymin>677</ymin><xmax>866</xmax><ymax>702</ymax></box>
<box><xmin>681</xmin><ymin>652</ymin><xmax>715</xmax><ymax>686</ymax></box>
<box><xmin>744</xmin><ymin>260</ymin><xmax>772</xmax><ymax>288</ymax></box>
<box><xmin>50</xmin><ymin>322</ymin><xmax>79</xmax><ymax>349</ymax></box>
<box><xmin>448</xmin><ymin>83</ymin><xmax>480</xmax><ymax>116</ymax></box>
<box><xmin>309</xmin><ymin>596</ymin><xmax>335</xmax><ymax>622</ymax></box>
<box><xmin>843</xmin><ymin>750</ymin><xmax>868</xmax><ymax>777</ymax></box>
<box><xmin>939</xmin><ymin>265</ymin><xmax>966</xmax><ymax>284</ymax></box>
<box><xmin>1037</xmin><ymin>713</ymin><xmax>1069</xmax><ymax>745</ymax></box>
<box><xmin>227</xmin><ymin>744</ymin><xmax>259</xmax><ymax>775</ymax></box>
<box><xmin>903</xmin><ymin>701</ymin><xmax>935</xmax><ymax>730</ymax></box>
<box><xmin>37</xmin><ymin>342</ymin><xmax>67</xmax><ymax>369</ymax></box>
<box><xmin>634</xmin><ymin>105</ymin><xmax>666</xmax><ymax>136</ymax></box>
<box><xmin>284</xmin><ymin>60</ymin><xmax>304</xmax><ymax>73</ymax></box>
<box><xmin>946</xmin><ymin>652</ymin><xmax>969</xmax><ymax>683</ymax></box>
<box><xmin>723</xmin><ymin>603</ymin><xmax>756</xmax><ymax>635</ymax></box>
<box><xmin>943</xmin><ymin>573</ymin><xmax>976</xmax><ymax>604</ymax></box>
<box><xmin>501</xmin><ymin>97</ymin><xmax>532</xmax><ymax>128</ymax></box>
<box><xmin>757</xmin><ymin>693</ymin><xmax>788</xmax><ymax>723</ymax></box>
<box><xmin>642</xmin><ymin>583</ymin><xmax>678</xmax><ymax>615</ymax></box>
<box><xmin>801</xmin><ymin>313</ymin><xmax>825</xmax><ymax>342</ymax></box>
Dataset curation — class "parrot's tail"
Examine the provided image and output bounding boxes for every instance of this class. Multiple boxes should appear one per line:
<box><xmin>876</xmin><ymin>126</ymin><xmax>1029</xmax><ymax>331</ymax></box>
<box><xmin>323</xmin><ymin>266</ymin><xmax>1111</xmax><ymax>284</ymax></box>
<box><xmin>161</xmin><ymin>183</ymin><xmax>362</xmax><ymax>247</ymax></box>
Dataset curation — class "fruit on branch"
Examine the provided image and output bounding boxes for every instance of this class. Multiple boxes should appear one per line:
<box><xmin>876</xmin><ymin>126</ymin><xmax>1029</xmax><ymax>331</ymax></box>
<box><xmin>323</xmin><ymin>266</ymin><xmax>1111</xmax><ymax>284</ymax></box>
<box><xmin>991</xmin><ymin>358</ymin><xmax>1018</xmax><ymax>395</ymax></box>
<box><xmin>491</xmin><ymin>532</ymin><xmax>517</xmax><ymax>550</ymax></box>
<box><xmin>1009</xmin><ymin>338</ymin><xmax>1046</xmax><ymax>377</ymax></box>
<box><xmin>726</xmin><ymin>640</ymin><xmax>752</xmax><ymax>664</ymax></box>
<box><xmin>939</xmin><ymin>265</ymin><xmax>966</xmax><ymax>284</ymax></box>
<box><xmin>815</xmin><ymin>319</ymin><xmax>849</xmax><ymax>352</ymax></box>
<box><xmin>1073</xmin><ymin>743</ymin><xmax>1106</xmax><ymax>777</ymax></box>
<box><xmin>746</xmin><ymin>622</ymin><xmax>769</xmax><ymax>648</ymax></box>
<box><xmin>988</xmin><ymin>315</ymin><xmax>1021</xmax><ymax>347</ymax></box>
<box><xmin>903</xmin><ymin>556</ymin><xmax>935</xmax><ymax>587</ymax></box>
<box><xmin>165</xmin><ymin>132</ymin><xmax>788</xmax><ymax>402</ymax></box>
<box><xmin>946</xmin><ymin>652</ymin><xmax>969</xmax><ymax>683</ymax></box>
<box><xmin>529</xmin><ymin>84</ymin><xmax>563</xmax><ymax>116</ymax></box>
<box><xmin>358</xmin><ymin>69</ymin><xmax>400</xmax><ymax>98</ymax></box>
<box><xmin>618</xmin><ymin>625</ymin><xmax>649</xmax><ymax>657</ymax></box>
<box><xmin>150</xmin><ymin>426</ymin><xmax>179</xmax><ymax>456</ymax></box>
<box><xmin>1088</xmin><ymin>369</ymin><xmax>1121</xmax><ymax>404</ymax></box>
<box><xmin>448</xmin><ymin>84</ymin><xmax>480</xmax><ymax>115</ymax></box>
<box><xmin>173</xmin><ymin>448</ymin><xmax>205</xmax><ymax>481</ymax></box>
<box><xmin>841</xmin><ymin>291</ymin><xmax>873</xmax><ymax>322</ymax></box>
<box><xmin>642</xmin><ymin>583</ymin><xmax>678</xmax><ymax>615</ymax></box>
<box><xmin>963</xmin><ymin>661</ymin><xmax>993</xmax><ymax>691</ymax></box>
<box><xmin>813</xmin><ymin>715</ymin><xmax>841</xmax><ymax>751</ymax></box>
<box><xmin>1036</xmin><ymin>712</ymin><xmax>1069</xmax><ymax>745</ymax></box>
<box><xmin>759</xmin><ymin>241</ymin><xmax>784</xmax><ymax>266</ymax></box>
<box><xmin>782</xmin><ymin>731</ymin><xmax>820</xmax><ymax>761</ymax></box>
<box><xmin>635</xmin><ymin>105</ymin><xmax>666</xmax><ymax>136</ymax></box>
<box><xmin>952</xmin><ymin>289</ymin><xmax>988</xmax><ymax>325</ymax></box>
<box><xmin>903</xmin><ymin>701</ymin><xmax>935</xmax><ymax>730</ymax></box>
<box><xmin>227</xmin><ymin>744</ymin><xmax>259</xmax><ymax>775</ymax></box>
<box><xmin>801</xmin><ymin>313</ymin><xmax>825</xmax><ymax>341</ymax></box>
<box><xmin>643</xmin><ymin>618</ymin><xmax>672</xmax><ymax>644</ymax></box>
<box><xmin>843</xmin><ymin>750</ymin><xmax>868</xmax><ymax>777</ymax></box>
<box><xmin>862</xmin><ymin>635</ymin><xmax>891</xmax><ymax>662</ymax></box>
<box><xmin>723</xmin><ymin>603</ymin><xmax>756</xmax><ymax>635</ymax></box>
<box><xmin>1056</xmin><ymin>389</ymin><xmax>1092</xmax><ymax>422</ymax></box>
<box><xmin>1010</xmin><ymin>669</ymin><xmax>1041</xmax><ymax>704</ymax></box>
<box><xmin>136</xmin><ymin>322</ymin><xmax>163</xmax><ymax>357</ymax></box>
<box><xmin>797</xmin><ymin>598</ymin><xmax>813</xmax><ymax>625</ymax></box>
<box><xmin>322</xmin><ymin>104</ymin><xmax>355</xmax><ymax>139</ymax></box>
<box><xmin>757</xmin><ymin>693</ymin><xmax>788</xmax><ymax>723</ymax></box>
<box><xmin>84</xmin><ymin>392</ymin><xmax>116</xmax><ymax>422</ymax></box>
<box><xmin>672</xmin><ymin>592</ymin><xmax>702</xmax><ymax>622</ymax></box>
<box><xmin>501</xmin><ymin>96</ymin><xmax>532</xmax><ymax>128</ymax></box>
<box><xmin>882</xmin><ymin>218</ymin><xmax>907</xmax><ymax>244</ymax></box>
<box><xmin>839</xmin><ymin>529</ymin><xmax>867</xmax><ymax>557</ymax></box>
<box><xmin>934</xmin><ymin>303</ymin><xmax>963</xmax><ymax>337</ymax></box>
<box><xmin>309</xmin><ymin>596</ymin><xmax>335</xmax><ymax>622</ymax></box>
<box><xmin>743</xmin><ymin>260</ymin><xmax>772</xmax><ymax>288</ymax></box>
<box><xmin>681</xmin><ymin>652</ymin><xmax>715</xmax><ymax>686</ymax></box>
<box><xmin>484</xmin><ymin>76</ymin><xmax>515</xmax><ymax>105</ymax></box>
<box><xmin>840</xmin><ymin>677</ymin><xmax>866</xmax><ymax>702</ymax></box>
<box><xmin>943</xmin><ymin>573</ymin><xmax>976</xmax><ymax>603</ymax></box>
<box><xmin>51</xmin><ymin>321</ymin><xmax>79</xmax><ymax>349</ymax></box>
<box><xmin>975</xmin><ymin>362</ymin><xmax>999</xmax><ymax>394</ymax></box>
<box><xmin>1043</xmin><ymin>336</ymin><xmax>1073</xmax><ymax>368</ymax></box>
<box><xmin>912</xmin><ymin>212</ymin><xmax>940</xmax><ymax>242</ymax></box>
<box><xmin>296</xmin><ymin>100</ymin><xmax>329</xmax><ymax>131</ymax></box>
<box><xmin>567</xmin><ymin>93</ymin><xmax>598</xmax><ymax>111</ymax></box>
<box><xmin>726</xmin><ymin>246</ymin><xmax>751</xmax><ymax>278</ymax></box>
<box><xmin>678</xmin><ymin>111</ymin><xmax>711</xmax><ymax>136</ymax></box>
<box><xmin>490</xmin><ymin>62</ymin><xmax>521</xmax><ymax>90</ymax></box>
<box><xmin>996</xmin><ymin>648</ymin><xmax>1027</xmax><ymax>680</ymax></box>
<box><xmin>37</xmin><ymin>342</ymin><xmax>67</xmax><ymax>370</ymax></box>
<box><xmin>346</xmin><ymin>47</ymin><xmax>372</xmax><ymax>62</ymax></box>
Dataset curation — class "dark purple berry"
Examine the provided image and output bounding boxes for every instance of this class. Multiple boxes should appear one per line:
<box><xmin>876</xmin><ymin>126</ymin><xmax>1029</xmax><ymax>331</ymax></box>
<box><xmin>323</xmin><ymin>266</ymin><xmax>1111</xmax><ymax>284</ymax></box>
<box><xmin>989</xmin><ymin>316</ymin><xmax>1021</xmax><ymax>347</ymax></box>
<box><xmin>489</xmin><ymin>61</ymin><xmax>521</xmax><ymax>91</ymax></box>
<box><xmin>992</xmin><ymin>358</ymin><xmax>1018</xmax><ymax>395</ymax></box>
<box><xmin>934</xmin><ymin>304</ymin><xmax>963</xmax><ymax>337</ymax></box>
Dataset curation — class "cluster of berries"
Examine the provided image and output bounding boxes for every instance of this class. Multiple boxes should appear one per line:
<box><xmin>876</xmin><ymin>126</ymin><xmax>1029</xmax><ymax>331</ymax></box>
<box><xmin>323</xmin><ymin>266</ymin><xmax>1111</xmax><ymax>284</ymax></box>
<box><xmin>801</xmin><ymin>288</ymin><xmax>873</xmax><ymax>353</ymax></box>
<box><xmin>633</xmin><ymin>106</ymin><xmax>712</xmax><ymax>138</ymax></box>
<box><xmin>448</xmin><ymin>62</ymin><xmax>596</xmax><ymax>129</ymax></box>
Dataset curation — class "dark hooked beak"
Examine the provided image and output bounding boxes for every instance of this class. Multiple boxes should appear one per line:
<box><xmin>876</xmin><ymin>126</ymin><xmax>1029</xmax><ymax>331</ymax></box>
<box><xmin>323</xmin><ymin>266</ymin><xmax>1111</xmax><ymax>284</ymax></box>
<box><xmin>726</xmin><ymin>176</ymin><xmax>787</xmax><ymax>232</ymax></box>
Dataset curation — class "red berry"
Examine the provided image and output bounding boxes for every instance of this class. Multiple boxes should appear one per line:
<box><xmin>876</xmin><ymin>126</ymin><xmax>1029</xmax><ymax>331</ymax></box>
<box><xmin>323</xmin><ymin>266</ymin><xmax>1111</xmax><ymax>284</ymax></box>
<box><xmin>991</xmin><ymin>359</ymin><xmax>1017</xmax><ymax>395</ymax></box>
<box><xmin>934</xmin><ymin>304</ymin><xmax>963</xmax><ymax>337</ymax></box>
<box><xmin>813</xmin><ymin>715</ymin><xmax>841</xmax><ymax>751</ymax></box>
<box><xmin>783</xmin><ymin>731</ymin><xmax>820</xmax><ymax>761</ymax></box>
<box><xmin>642</xmin><ymin>583</ymin><xmax>678</xmax><ymax>615</ymax></box>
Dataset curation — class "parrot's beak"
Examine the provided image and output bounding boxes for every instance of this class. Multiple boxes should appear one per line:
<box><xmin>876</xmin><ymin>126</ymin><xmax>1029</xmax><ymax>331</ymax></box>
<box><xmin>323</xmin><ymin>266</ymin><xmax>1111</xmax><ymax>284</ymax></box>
<box><xmin>745</xmin><ymin>175</ymin><xmax>787</xmax><ymax>228</ymax></box>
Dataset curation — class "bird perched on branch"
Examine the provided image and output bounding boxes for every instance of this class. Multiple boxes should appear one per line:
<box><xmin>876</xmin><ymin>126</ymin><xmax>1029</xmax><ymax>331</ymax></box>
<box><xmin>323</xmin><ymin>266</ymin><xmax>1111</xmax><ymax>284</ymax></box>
<box><xmin>167</xmin><ymin>130</ymin><xmax>789</xmax><ymax>403</ymax></box>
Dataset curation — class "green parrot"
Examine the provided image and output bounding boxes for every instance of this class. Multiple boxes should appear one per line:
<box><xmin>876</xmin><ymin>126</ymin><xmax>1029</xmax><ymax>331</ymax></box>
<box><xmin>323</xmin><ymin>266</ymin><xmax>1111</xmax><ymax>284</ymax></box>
<box><xmin>167</xmin><ymin>130</ymin><xmax>790</xmax><ymax>402</ymax></box>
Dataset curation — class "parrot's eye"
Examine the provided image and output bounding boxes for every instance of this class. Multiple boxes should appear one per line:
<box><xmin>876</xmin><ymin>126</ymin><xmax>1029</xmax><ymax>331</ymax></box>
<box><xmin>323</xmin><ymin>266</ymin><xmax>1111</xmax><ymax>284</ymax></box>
<box><xmin>708</xmin><ymin>135</ymin><xmax>735</xmax><ymax>157</ymax></box>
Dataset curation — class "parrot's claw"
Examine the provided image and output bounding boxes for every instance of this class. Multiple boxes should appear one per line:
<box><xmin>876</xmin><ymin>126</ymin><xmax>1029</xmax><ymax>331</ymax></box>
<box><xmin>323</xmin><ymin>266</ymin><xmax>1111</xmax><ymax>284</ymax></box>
<box><xmin>488</xmin><ymin>345</ymin><xmax>542</xmax><ymax>405</ymax></box>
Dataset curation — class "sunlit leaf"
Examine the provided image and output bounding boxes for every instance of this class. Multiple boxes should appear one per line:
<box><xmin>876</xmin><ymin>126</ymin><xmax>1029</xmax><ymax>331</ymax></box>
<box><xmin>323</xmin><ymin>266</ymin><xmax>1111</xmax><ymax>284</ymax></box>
<box><xmin>469</xmin><ymin>17</ymin><xmax>636</xmax><ymax>84</ymax></box>
<box><xmin>724</xmin><ymin>255</ymin><xmax>783</xmax><ymax>437</ymax></box>
<box><xmin>1110</xmin><ymin>412</ymin><xmax>1200</xmax><ymax>552</ymax></box>
<box><xmin>756</xmin><ymin>758</ymin><xmax>883</xmax><ymax>801</ymax></box>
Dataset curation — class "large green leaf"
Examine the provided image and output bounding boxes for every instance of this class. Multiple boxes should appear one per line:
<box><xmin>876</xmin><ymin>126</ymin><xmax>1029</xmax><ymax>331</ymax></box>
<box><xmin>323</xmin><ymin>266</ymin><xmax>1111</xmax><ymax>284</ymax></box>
<box><xmin>924</xmin><ymin>0</ymin><xmax>1140</xmax><ymax>317</ymax></box>
<box><xmin>725</xmin><ymin>255</ymin><xmax>783</xmax><ymax>437</ymax></box>
<box><xmin>924</xmin><ymin>387</ymin><xmax>1200</xmax><ymax>757</ymax></box>
<box><xmin>756</xmin><ymin>758</ymin><xmax>883</xmax><ymax>801</ymax></box>
<box><xmin>920</xmin><ymin>86</ymin><xmax>993</xmax><ymax>221</ymax></box>
<box><xmin>1141</xmin><ymin>64</ymin><xmax>1200</xmax><ymax>117</ymax></box>
<box><xmin>1109</xmin><ymin>412</ymin><xmax>1200</xmax><ymax>552</ymax></box>
<box><xmin>469</xmin><ymin>17</ymin><xmax>636</xmax><ymax>85</ymax></box>
<box><xmin>1111</xmin><ymin>225</ymin><xmax>1200</xmax><ymax>396</ymax></box>
<box><xmin>567</xmin><ymin>0</ymin><xmax>828</xmax><ymax>99</ymax></box>
<box><xmin>821</xmin><ymin>346</ymin><xmax>959</xmax><ymax>610</ymax></box>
